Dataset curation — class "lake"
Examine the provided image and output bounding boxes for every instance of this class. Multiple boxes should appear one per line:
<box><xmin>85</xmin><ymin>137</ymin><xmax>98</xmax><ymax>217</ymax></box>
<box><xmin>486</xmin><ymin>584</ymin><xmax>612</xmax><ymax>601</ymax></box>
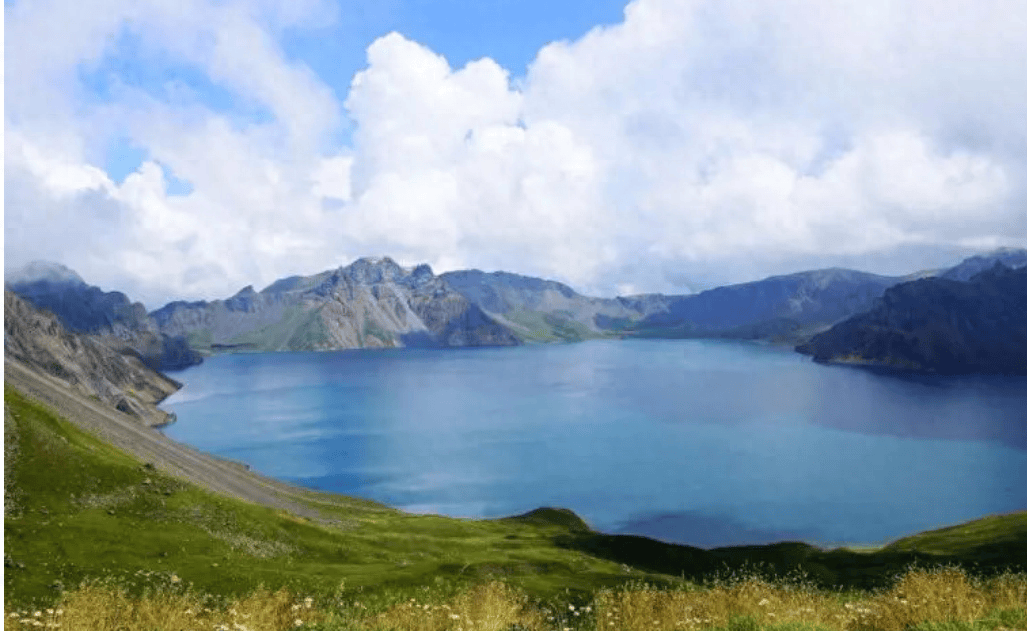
<box><xmin>161</xmin><ymin>339</ymin><xmax>1027</xmax><ymax>548</ymax></box>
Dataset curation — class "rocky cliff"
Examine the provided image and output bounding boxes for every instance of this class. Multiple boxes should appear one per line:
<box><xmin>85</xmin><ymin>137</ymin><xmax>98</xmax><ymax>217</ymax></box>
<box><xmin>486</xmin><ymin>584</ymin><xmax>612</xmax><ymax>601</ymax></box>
<box><xmin>4</xmin><ymin>291</ymin><xmax>180</xmax><ymax>426</ymax></box>
<box><xmin>150</xmin><ymin>257</ymin><xmax>520</xmax><ymax>352</ymax></box>
<box><xmin>795</xmin><ymin>264</ymin><xmax>1027</xmax><ymax>374</ymax></box>
<box><xmin>6</xmin><ymin>262</ymin><xmax>202</xmax><ymax>371</ymax></box>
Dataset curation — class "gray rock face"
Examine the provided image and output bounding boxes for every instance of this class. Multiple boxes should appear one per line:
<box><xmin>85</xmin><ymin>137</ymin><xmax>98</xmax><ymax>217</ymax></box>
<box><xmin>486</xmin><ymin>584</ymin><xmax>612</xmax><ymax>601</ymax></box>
<box><xmin>150</xmin><ymin>257</ymin><xmax>520</xmax><ymax>352</ymax></box>
<box><xmin>6</xmin><ymin>261</ymin><xmax>202</xmax><ymax>371</ymax></box>
<box><xmin>4</xmin><ymin>291</ymin><xmax>180</xmax><ymax>426</ymax></box>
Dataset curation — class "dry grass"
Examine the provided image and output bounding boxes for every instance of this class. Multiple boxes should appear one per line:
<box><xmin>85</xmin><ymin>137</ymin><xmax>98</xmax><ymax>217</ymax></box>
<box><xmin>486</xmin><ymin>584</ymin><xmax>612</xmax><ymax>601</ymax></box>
<box><xmin>594</xmin><ymin>567</ymin><xmax>1027</xmax><ymax>631</ymax></box>
<box><xmin>5</xmin><ymin>568</ymin><xmax>1025</xmax><ymax>631</ymax></box>
<box><xmin>356</xmin><ymin>582</ymin><xmax>541</xmax><ymax>631</ymax></box>
<box><xmin>4</xmin><ymin>581</ymin><xmax>321</xmax><ymax>631</ymax></box>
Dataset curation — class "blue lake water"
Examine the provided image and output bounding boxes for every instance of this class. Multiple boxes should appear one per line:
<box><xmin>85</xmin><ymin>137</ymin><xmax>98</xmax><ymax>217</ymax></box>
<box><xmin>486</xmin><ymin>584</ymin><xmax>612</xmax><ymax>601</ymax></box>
<box><xmin>161</xmin><ymin>339</ymin><xmax>1027</xmax><ymax>548</ymax></box>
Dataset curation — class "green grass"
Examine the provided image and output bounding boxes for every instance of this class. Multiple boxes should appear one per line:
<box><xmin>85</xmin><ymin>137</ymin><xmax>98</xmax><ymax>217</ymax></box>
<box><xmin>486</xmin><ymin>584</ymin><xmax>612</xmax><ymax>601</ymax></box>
<box><xmin>226</xmin><ymin>306</ymin><xmax>330</xmax><ymax>351</ymax></box>
<box><xmin>5</xmin><ymin>383</ymin><xmax>1027</xmax><ymax>618</ymax></box>
<box><xmin>503</xmin><ymin>309</ymin><xmax>605</xmax><ymax>343</ymax></box>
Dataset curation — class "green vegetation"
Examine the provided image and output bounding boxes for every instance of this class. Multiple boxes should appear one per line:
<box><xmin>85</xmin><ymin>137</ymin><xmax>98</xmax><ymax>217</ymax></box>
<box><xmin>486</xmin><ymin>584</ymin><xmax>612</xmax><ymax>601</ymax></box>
<box><xmin>5</xmin><ymin>384</ymin><xmax>1027</xmax><ymax>629</ymax></box>
<box><xmin>185</xmin><ymin>328</ymin><xmax>214</xmax><ymax>351</ymax></box>
<box><xmin>504</xmin><ymin>309</ymin><xmax>605</xmax><ymax>343</ymax></box>
<box><xmin>362</xmin><ymin>318</ymin><xmax>398</xmax><ymax>347</ymax></box>
<box><xmin>226</xmin><ymin>306</ymin><xmax>330</xmax><ymax>351</ymax></box>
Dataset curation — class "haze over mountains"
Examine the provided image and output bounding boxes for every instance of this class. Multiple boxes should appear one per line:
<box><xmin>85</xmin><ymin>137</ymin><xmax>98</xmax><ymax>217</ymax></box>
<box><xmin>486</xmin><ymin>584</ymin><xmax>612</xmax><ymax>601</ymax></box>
<box><xmin>7</xmin><ymin>247</ymin><xmax>1027</xmax><ymax>374</ymax></box>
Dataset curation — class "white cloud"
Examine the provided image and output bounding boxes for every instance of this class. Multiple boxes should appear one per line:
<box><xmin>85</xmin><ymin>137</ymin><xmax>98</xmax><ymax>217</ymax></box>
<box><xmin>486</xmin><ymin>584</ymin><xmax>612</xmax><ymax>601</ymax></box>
<box><xmin>5</xmin><ymin>0</ymin><xmax>1027</xmax><ymax>305</ymax></box>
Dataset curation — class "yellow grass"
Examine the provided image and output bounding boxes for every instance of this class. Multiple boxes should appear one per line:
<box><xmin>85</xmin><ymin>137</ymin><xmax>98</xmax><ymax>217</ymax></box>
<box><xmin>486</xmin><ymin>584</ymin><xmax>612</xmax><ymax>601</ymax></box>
<box><xmin>594</xmin><ymin>568</ymin><xmax>1027</xmax><ymax>631</ymax></box>
<box><xmin>5</xmin><ymin>568</ymin><xmax>1025</xmax><ymax>631</ymax></box>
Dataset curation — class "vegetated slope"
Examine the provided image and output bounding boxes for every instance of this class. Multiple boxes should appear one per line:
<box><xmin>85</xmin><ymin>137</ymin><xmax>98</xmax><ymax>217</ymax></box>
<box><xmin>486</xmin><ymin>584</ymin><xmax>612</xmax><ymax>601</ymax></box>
<box><xmin>439</xmin><ymin>270</ymin><xmax>660</xmax><ymax>342</ymax></box>
<box><xmin>6</xmin><ymin>261</ymin><xmax>202</xmax><ymax>370</ymax></box>
<box><xmin>796</xmin><ymin>263</ymin><xmax>1027</xmax><ymax>374</ymax></box>
<box><xmin>4</xmin><ymin>291</ymin><xmax>179</xmax><ymax>426</ymax></box>
<box><xmin>150</xmin><ymin>257</ymin><xmax>519</xmax><ymax>352</ymax></box>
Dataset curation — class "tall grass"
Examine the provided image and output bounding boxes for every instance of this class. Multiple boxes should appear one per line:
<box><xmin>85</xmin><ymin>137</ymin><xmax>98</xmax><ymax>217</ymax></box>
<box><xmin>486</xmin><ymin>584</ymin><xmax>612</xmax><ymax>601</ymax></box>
<box><xmin>6</xmin><ymin>568</ymin><xmax>1025</xmax><ymax>631</ymax></box>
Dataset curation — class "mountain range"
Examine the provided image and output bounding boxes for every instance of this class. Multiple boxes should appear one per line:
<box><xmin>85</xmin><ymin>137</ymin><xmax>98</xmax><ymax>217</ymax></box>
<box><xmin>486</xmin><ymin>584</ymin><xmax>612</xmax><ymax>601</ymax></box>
<box><xmin>7</xmin><ymin>247</ymin><xmax>1027</xmax><ymax>375</ymax></box>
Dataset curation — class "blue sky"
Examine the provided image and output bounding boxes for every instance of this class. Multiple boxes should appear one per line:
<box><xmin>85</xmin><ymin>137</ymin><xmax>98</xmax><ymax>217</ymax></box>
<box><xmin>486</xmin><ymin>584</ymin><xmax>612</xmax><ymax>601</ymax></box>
<box><xmin>97</xmin><ymin>0</ymin><xmax>630</xmax><ymax>183</ymax></box>
<box><xmin>5</xmin><ymin>0</ymin><xmax>1027</xmax><ymax>307</ymax></box>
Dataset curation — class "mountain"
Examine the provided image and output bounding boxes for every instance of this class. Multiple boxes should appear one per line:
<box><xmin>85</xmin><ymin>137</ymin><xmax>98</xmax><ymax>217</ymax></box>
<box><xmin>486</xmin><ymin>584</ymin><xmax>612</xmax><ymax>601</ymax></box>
<box><xmin>795</xmin><ymin>263</ymin><xmax>1027</xmax><ymax>374</ymax></box>
<box><xmin>4</xmin><ymin>290</ymin><xmax>180</xmax><ymax>426</ymax></box>
<box><xmin>939</xmin><ymin>247</ymin><xmax>1027</xmax><ymax>281</ymax></box>
<box><xmin>439</xmin><ymin>270</ymin><xmax>660</xmax><ymax>342</ymax></box>
<box><xmin>617</xmin><ymin>268</ymin><xmax>902</xmax><ymax>342</ymax></box>
<box><xmin>5</xmin><ymin>262</ymin><xmax>202</xmax><ymax>371</ymax></box>
<box><xmin>150</xmin><ymin>257</ymin><xmax>520</xmax><ymax>352</ymax></box>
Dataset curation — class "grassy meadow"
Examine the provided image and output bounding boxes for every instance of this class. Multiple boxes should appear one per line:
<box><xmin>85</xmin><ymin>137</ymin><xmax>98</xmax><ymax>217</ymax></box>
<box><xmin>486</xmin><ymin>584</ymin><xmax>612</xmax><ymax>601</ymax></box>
<box><xmin>4</xmin><ymin>384</ymin><xmax>1026</xmax><ymax>629</ymax></box>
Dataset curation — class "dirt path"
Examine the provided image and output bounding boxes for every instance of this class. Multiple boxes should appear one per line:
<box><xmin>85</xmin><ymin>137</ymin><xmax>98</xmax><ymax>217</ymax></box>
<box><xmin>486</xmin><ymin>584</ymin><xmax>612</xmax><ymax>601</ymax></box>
<box><xmin>5</xmin><ymin>359</ymin><xmax>379</xmax><ymax>524</ymax></box>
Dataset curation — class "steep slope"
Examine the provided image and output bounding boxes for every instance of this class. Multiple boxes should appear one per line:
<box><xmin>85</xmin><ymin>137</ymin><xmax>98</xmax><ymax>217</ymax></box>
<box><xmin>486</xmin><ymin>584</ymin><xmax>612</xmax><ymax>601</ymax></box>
<box><xmin>796</xmin><ymin>263</ymin><xmax>1027</xmax><ymax>374</ymax></box>
<box><xmin>440</xmin><ymin>270</ymin><xmax>659</xmax><ymax>342</ymax></box>
<box><xmin>151</xmin><ymin>257</ymin><xmax>520</xmax><ymax>352</ymax></box>
<box><xmin>6</xmin><ymin>261</ymin><xmax>202</xmax><ymax>370</ymax></box>
<box><xmin>4</xmin><ymin>291</ymin><xmax>180</xmax><ymax>426</ymax></box>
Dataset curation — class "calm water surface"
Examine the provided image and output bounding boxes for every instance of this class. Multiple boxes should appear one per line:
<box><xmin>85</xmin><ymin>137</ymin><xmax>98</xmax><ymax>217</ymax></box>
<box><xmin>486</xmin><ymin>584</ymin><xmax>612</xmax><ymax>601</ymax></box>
<box><xmin>162</xmin><ymin>339</ymin><xmax>1027</xmax><ymax>548</ymax></box>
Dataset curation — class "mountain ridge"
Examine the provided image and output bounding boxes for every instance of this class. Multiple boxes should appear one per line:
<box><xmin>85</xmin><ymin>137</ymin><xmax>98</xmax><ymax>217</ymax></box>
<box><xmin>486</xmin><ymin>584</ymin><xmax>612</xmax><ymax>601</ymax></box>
<box><xmin>796</xmin><ymin>262</ymin><xmax>1027</xmax><ymax>374</ymax></box>
<box><xmin>11</xmin><ymin>247</ymin><xmax>1026</xmax><ymax>359</ymax></box>
<box><xmin>3</xmin><ymin>290</ymin><xmax>180</xmax><ymax>426</ymax></box>
<box><xmin>148</xmin><ymin>256</ymin><xmax>521</xmax><ymax>352</ymax></box>
<box><xmin>5</xmin><ymin>262</ymin><xmax>203</xmax><ymax>371</ymax></box>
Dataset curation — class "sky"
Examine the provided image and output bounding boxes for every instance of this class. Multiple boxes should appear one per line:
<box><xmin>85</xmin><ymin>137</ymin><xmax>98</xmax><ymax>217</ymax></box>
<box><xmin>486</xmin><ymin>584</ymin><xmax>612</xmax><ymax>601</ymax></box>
<box><xmin>5</xmin><ymin>0</ymin><xmax>1027</xmax><ymax>308</ymax></box>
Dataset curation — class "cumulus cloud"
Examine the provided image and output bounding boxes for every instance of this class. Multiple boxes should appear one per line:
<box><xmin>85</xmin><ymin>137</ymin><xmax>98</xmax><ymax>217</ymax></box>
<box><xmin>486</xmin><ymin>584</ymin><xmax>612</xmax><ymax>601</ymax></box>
<box><xmin>5</xmin><ymin>0</ymin><xmax>1027</xmax><ymax>305</ymax></box>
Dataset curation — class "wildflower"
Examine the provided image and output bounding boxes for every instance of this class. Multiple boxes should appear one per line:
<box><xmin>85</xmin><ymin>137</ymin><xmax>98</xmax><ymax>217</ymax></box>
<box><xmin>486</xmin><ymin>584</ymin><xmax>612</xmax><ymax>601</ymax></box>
<box><xmin>170</xmin><ymin>574</ymin><xmax>181</xmax><ymax>584</ymax></box>
<box><xmin>293</xmin><ymin>619</ymin><xmax>304</xmax><ymax>627</ymax></box>
<box><xmin>758</xmin><ymin>598</ymin><xmax>769</xmax><ymax>606</ymax></box>
<box><xmin>303</xmin><ymin>597</ymin><xmax>313</xmax><ymax>609</ymax></box>
<box><xmin>450</xmin><ymin>614</ymin><xmax>460</xmax><ymax>620</ymax></box>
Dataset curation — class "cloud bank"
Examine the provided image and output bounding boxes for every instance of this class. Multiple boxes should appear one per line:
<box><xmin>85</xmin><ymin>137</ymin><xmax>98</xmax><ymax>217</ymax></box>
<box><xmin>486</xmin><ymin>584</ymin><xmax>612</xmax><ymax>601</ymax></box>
<box><xmin>5</xmin><ymin>0</ymin><xmax>1027</xmax><ymax>306</ymax></box>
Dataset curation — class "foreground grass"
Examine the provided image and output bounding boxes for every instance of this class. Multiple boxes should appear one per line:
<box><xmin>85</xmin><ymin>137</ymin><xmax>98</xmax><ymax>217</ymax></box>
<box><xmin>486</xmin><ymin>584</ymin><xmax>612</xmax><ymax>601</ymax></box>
<box><xmin>5</xmin><ymin>383</ymin><xmax>1027</xmax><ymax>628</ymax></box>
<box><xmin>5</xmin><ymin>568</ymin><xmax>1026</xmax><ymax>630</ymax></box>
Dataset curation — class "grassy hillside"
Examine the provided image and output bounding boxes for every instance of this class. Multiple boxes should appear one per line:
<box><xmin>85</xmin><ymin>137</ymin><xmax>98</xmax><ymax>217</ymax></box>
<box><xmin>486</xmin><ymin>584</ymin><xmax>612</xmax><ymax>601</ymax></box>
<box><xmin>225</xmin><ymin>306</ymin><xmax>331</xmax><ymax>351</ymax></box>
<box><xmin>5</xmin><ymin>383</ymin><xmax>1026</xmax><ymax>629</ymax></box>
<box><xmin>3</xmin><ymin>385</ymin><xmax>650</xmax><ymax>610</ymax></box>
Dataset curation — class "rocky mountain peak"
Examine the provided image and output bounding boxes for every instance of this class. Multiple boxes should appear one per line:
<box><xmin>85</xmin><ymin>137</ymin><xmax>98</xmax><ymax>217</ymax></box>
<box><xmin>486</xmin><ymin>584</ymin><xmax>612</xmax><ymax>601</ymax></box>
<box><xmin>342</xmin><ymin>256</ymin><xmax>408</xmax><ymax>285</ymax></box>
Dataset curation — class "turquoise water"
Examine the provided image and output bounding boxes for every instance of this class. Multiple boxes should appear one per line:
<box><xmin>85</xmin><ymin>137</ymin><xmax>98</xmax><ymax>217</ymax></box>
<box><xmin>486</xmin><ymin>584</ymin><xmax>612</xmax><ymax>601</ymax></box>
<box><xmin>161</xmin><ymin>339</ymin><xmax>1027</xmax><ymax>548</ymax></box>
